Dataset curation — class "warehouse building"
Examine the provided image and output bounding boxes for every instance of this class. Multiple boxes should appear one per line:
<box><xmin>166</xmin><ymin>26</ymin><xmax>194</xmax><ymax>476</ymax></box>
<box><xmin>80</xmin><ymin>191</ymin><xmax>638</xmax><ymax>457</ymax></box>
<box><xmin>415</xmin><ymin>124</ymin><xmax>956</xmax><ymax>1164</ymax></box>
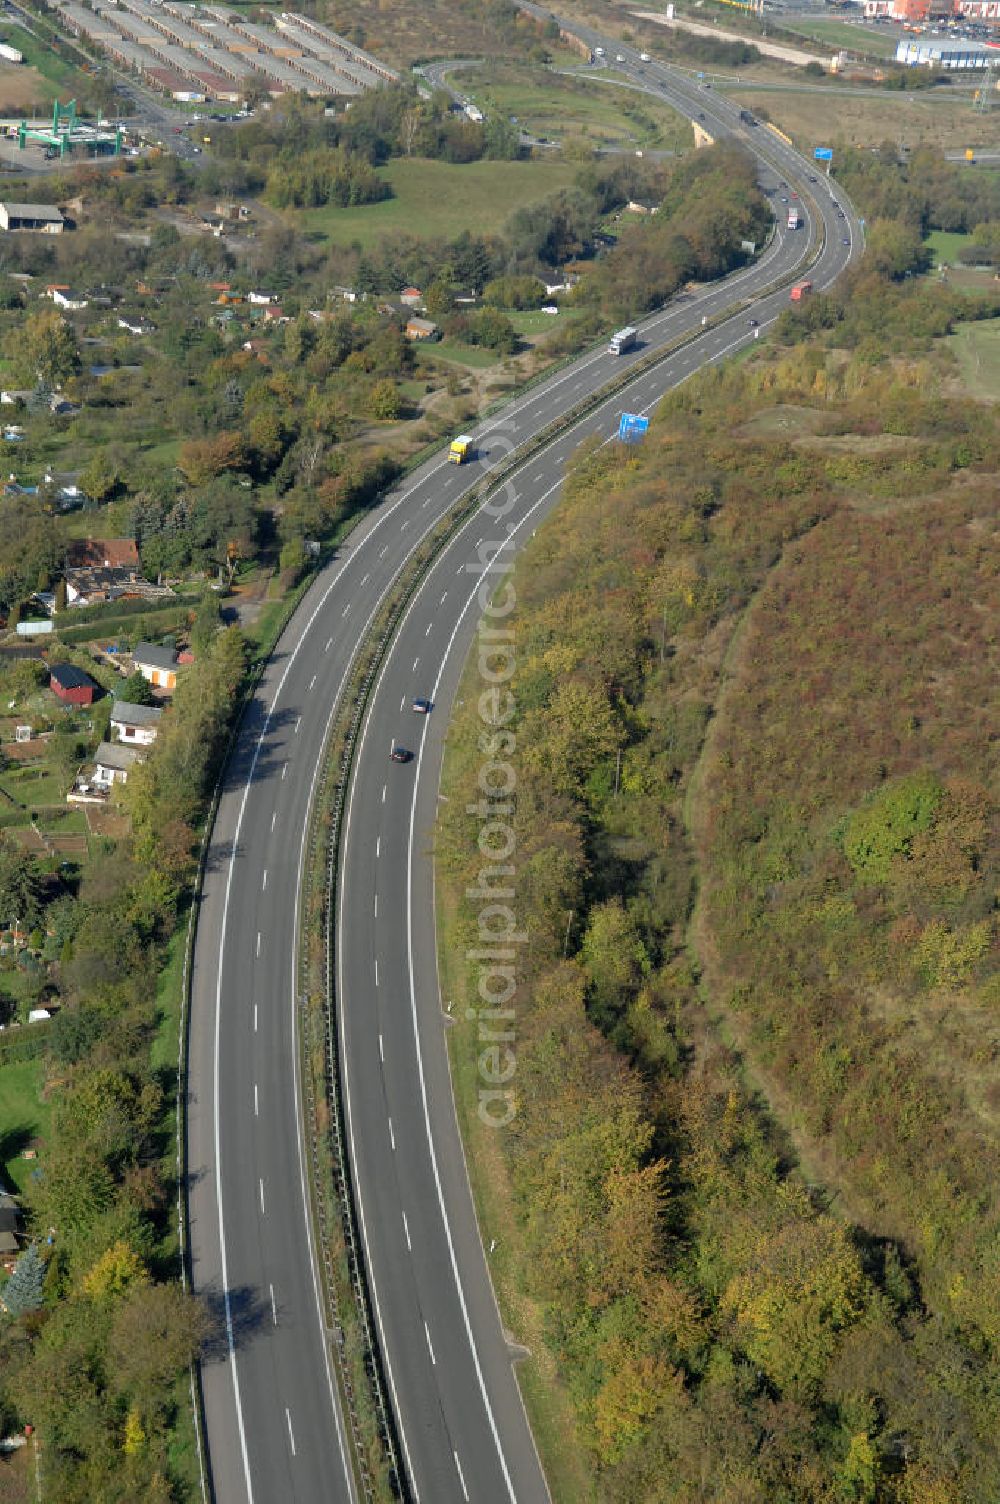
<box><xmin>48</xmin><ymin>0</ymin><xmax>396</xmax><ymax>102</ymax></box>
<box><xmin>896</xmin><ymin>34</ymin><xmax>994</xmax><ymax>63</ymax></box>
<box><xmin>0</xmin><ymin>202</ymin><xmax>65</xmax><ymax>232</ymax></box>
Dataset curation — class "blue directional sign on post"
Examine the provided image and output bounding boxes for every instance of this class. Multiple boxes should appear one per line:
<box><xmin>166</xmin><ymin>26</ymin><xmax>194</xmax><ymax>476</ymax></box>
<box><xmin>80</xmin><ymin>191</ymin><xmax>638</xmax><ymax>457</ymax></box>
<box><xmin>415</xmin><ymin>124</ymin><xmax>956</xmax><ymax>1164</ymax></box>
<box><xmin>814</xmin><ymin>147</ymin><xmax>833</xmax><ymax>161</ymax></box>
<box><xmin>618</xmin><ymin>412</ymin><xmax>650</xmax><ymax>444</ymax></box>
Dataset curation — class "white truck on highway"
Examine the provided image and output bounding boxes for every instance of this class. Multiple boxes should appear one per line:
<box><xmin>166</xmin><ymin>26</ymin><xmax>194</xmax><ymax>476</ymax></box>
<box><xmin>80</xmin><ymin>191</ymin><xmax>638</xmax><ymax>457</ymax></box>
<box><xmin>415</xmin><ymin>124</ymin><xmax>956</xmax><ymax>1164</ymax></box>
<box><xmin>609</xmin><ymin>325</ymin><xmax>638</xmax><ymax>356</ymax></box>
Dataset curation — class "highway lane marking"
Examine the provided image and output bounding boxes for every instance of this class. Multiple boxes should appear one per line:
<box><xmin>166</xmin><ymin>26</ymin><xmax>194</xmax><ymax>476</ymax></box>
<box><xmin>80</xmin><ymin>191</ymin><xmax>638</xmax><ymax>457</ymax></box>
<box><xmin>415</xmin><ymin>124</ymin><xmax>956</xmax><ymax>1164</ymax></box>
<box><xmin>338</xmin><ymin>475</ymin><xmax>568</xmax><ymax>1502</ymax></box>
<box><xmin>259</xmin><ymin>1178</ymin><xmax>265</xmax><ymax>1216</ymax></box>
<box><xmin>341</xmin><ymin>604</ymin><xmax>351</xmax><ymax>617</ymax></box>
<box><xmin>388</xmin><ymin>1117</ymin><xmax>395</xmax><ymax>1151</ymax></box>
<box><xmin>376</xmin><ymin>835</ymin><xmax>381</xmax><ymax>857</ymax></box>
<box><xmin>256</xmin><ymin>932</ymin><xmax>261</xmax><ymax>957</ymax></box>
<box><xmin>361</xmin><ymin>573</ymin><xmax>370</xmax><ymax>586</ymax></box>
<box><xmin>440</xmin><ymin>591</ymin><xmax>448</xmax><ymax>605</ymax></box>
<box><xmin>400</xmin><ymin>694</ymin><xmax>406</xmax><ymax>711</ymax></box>
<box><xmin>425</xmin><ymin>623</ymin><xmax>432</xmax><ymax>636</ymax></box>
<box><xmin>294</xmin><ymin>716</ymin><xmax>301</xmax><ymax>734</ymax></box>
<box><xmin>309</xmin><ymin>675</ymin><xmax>317</xmax><ymax>690</ymax></box>
<box><xmin>285</xmin><ymin>1408</ymin><xmax>296</xmax><ymax>1457</ymax></box>
<box><xmin>423</xmin><ymin>1321</ymin><xmax>436</xmax><ymax>1366</ymax></box>
<box><xmin>401</xmin><ymin>519</ymin><xmax>409</xmax><ymax>529</ymax></box>
<box><xmin>254</xmin><ymin>1004</ymin><xmax>258</xmax><ymax>1032</ymax></box>
<box><xmin>270</xmin><ymin>1283</ymin><xmax>277</xmax><ymax>1326</ymax></box>
<box><xmin>379</xmin><ymin>545</ymin><xmax>389</xmax><ymax>558</ymax></box>
<box><xmin>326</xmin><ymin>154</ymin><xmax>838</xmax><ymax>1501</ymax></box>
<box><xmin>381</xmin><ymin>783</ymin><xmax>387</xmax><ymax>803</ymax></box>
<box><xmin>325</xmin><ymin>637</ymin><xmax>332</xmax><ymax>652</ymax></box>
<box><xmin>374</xmin><ymin>893</ymin><xmax>378</xmax><ymax>919</ymax></box>
<box><xmin>379</xmin><ymin>1032</ymin><xmax>384</xmax><ymax>1062</ymax></box>
<box><xmin>254</xmin><ymin>1083</ymin><xmax>258</xmax><ymax>1117</ymax></box>
<box><xmin>454</xmin><ymin>1452</ymin><xmax>470</xmax><ymax>1503</ymax></box>
<box><xmin>412</xmin><ymin>657</ymin><xmax>420</xmax><ymax>672</ymax></box>
<box><xmin>262</xmin><ymin>870</ymin><xmax>267</xmax><ymax>891</ymax></box>
<box><xmin>375</xmin><ymin>959</ymin><xmax>379</xmax><ymax>986</ymax></box>
<box><xmin>403</xmin><ymin>1212</ymin><xmax>412</xmax><ymax>1250</ymax></box>
<box><xmin>281</xmin><ymin>761</ymin><xmax>288</xmax><ymax>780</ymax></box>
<box><xmin>271</xmin><ymin>811</ymin><xmax>277</xmax><ymax>831</ymax></box>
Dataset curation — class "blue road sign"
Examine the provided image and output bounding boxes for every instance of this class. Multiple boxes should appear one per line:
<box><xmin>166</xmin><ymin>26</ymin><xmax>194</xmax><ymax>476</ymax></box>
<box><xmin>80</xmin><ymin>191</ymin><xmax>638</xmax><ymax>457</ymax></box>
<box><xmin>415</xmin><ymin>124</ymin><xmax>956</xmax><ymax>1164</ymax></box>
<box><xmin>814</xmin><ymin>146</ymin><xmax>833</xmax><ymax>161</ymax></box>
<box><xmin>618</xmin><ymin>413</ymin><xmax>650</xmax><ymax>443</ymax></box>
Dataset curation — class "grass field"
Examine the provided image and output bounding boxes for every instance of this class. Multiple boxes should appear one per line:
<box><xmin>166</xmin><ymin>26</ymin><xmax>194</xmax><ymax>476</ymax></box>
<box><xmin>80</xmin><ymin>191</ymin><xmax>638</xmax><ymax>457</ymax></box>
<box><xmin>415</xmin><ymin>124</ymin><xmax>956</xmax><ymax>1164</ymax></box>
<box><xmin>732</xmin><ymin>82</ymin><xmax>980</xmax><ymax>153</ymax></box>
<box><xmin>293</xmin><ymin>156</ymin><xmax>580</xmax><ymax>248</ymax></box>
<box><xmin>925</xmin><ymin>228</ymin><xmax>972</xmax><ymax>264</ymax></box>
<box><xmin>0</xmin><ymin>56</ymin><xmax>54</xmax><ymax>114</ymax></box>
<box><xmin>947</xmin><ymin>319</ymin><xmax>1000</xmax><ymax>399</ymax></box>
<box><xmin>460</xmin><ymin>61</ymin><xmax>693</xmax><ymax>153</ymax></box>
<box><xmin>0</xmin><ymin>24</ymin><xmax>83</xmax><ymax>101</ymax></box>
<box><xmin>0</xmin><ymin>1058</ymin><xmax>50</xmax><ymax>1196</ymax></box>
<box><xmin>778</xmin><ymin>15</ymin><xmax>900</xmax><ymax>58</ymax></box>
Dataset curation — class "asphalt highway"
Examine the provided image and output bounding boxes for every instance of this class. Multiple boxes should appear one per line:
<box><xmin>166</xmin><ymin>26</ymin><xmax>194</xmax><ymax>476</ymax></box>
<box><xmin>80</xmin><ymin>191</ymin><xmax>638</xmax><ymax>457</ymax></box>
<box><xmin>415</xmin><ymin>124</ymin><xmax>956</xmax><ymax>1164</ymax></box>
<box><xmin>187</xmin><ymin>19</ymin><xmax>861</xmax><ymax>1504</ymax></box>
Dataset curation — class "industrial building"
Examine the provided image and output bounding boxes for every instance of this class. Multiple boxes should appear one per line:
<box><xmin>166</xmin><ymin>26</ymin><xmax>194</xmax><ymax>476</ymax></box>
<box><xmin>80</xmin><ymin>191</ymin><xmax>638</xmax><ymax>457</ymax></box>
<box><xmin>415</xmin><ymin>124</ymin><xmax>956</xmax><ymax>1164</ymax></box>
<box><xmin>896</xmin><ymin>34</ymin><xmax>995</xmax><ymax>61</ymax></box>
<box><xmin>49</xmin><ymin>0</ymin><xmax>397</xmax><ymax>102</ymax></box>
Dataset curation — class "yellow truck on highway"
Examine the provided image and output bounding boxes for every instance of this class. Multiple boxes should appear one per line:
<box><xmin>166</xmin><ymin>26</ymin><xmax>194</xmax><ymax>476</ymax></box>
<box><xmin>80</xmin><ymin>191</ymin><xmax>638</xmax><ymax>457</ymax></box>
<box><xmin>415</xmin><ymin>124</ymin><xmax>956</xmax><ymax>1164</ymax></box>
<box><xmin>449</xmin><ymin>434</ymin><xmax>474</xmax><ymax>464</ymax></box>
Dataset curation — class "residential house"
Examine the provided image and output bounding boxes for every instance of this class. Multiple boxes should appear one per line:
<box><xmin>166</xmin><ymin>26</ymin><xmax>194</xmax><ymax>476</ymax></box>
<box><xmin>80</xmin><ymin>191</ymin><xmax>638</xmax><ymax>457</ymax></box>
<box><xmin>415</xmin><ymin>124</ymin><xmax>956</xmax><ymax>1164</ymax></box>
<box><xmin>0</xmin><ymin>389</ymin><xmax>33</xmax><ymax>406</ymax></box>
<box><xmin>118</xmin><ymin>317</ymin><xmax>155</xmax><ymax>336</ymax></box>
<box><xmin>242</xmin><ymin>339</ymin><xmax>269</xmax><ymax>362</ymax></box>
<box><xmin>132</xmin><ymin>642</ymin><xmax>180</xmax><ymax>691</ymax></box>
<box><xmin>41</xmin><ymin>471</ymin><xmax>86</xmax><ymax>512</ymax></box>
<box><xmin>263</xmin><ymin>305</ymin><xmax>287</xmax><ymax>324</ymax></box>
<box><xmin>51</xmin><ymin>288</ymin><xmax>88</xmax><ymax>311</ymax></box>
<box><xmin>405</xmin><ymin>316</ymin><xmax>438</xmax><ymax>341</ymax></box>
<box><xmin>400</xmin><ymin>287</ymin><xmax>423</xmax><ymax>308</ymax></box>
<box><xmin>248</xmin><ymin>291</ymin><xmax>278</xmax><ymax>305</ymax></box>
<box><xmin>49</xmin><ymin>662</ymin><xmax>97</xmax><ymax>706</ymax></box>
<box><xmin>110</xmin><ymin>700</ymin><xmax>163</xmax><ymax>746</ymax></box>
<box><xmin>63</xmin><ymin>566</ymin><xmax>173</xmax><ymax>607</ymax></box>
<box><xmin>93</xmin><ymin>739</ymin><xmax>141</xmax><ymax>787</ymax></box>
<box><xmin>626</xmin><ymin>200</ymin><xmax>660</xmax><ymax>216</ymax></box>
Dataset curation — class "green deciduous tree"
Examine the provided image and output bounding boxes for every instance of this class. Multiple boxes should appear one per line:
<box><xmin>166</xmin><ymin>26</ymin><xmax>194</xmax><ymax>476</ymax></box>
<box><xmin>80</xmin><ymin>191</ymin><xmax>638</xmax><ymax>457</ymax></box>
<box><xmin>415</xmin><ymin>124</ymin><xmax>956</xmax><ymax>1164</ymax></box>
<box><xmin>5</xmin><ymin>309</ymin><xmax>81</xmax><ymax>388</ymax></box>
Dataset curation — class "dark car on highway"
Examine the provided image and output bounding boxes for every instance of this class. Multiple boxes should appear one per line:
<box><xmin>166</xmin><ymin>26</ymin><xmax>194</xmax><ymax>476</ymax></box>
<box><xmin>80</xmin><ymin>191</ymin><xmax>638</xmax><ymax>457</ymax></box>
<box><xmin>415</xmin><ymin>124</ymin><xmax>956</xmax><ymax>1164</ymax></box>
<box><xmin>390</xmin><ymin>745</ymin><xmax>413</xmax><ymax>763</ymax></box>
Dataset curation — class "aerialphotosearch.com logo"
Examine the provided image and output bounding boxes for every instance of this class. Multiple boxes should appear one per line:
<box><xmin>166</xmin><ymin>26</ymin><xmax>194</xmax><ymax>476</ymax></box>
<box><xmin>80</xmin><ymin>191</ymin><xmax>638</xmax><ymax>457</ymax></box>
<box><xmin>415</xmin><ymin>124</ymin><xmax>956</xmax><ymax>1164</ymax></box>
<box><xmin>463</xmin><ymin>417</ymin><xmax>524</xmax><ymax>1130</ymax></box>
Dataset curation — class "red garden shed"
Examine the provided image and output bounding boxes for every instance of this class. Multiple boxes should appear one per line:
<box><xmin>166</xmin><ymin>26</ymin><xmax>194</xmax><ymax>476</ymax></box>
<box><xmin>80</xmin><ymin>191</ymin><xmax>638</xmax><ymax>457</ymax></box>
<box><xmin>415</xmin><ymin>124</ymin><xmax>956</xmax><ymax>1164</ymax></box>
<box><xmin>49</xmin><ymin>662</ymin><xmax>96</xmax><ymax>707</ymax></box>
